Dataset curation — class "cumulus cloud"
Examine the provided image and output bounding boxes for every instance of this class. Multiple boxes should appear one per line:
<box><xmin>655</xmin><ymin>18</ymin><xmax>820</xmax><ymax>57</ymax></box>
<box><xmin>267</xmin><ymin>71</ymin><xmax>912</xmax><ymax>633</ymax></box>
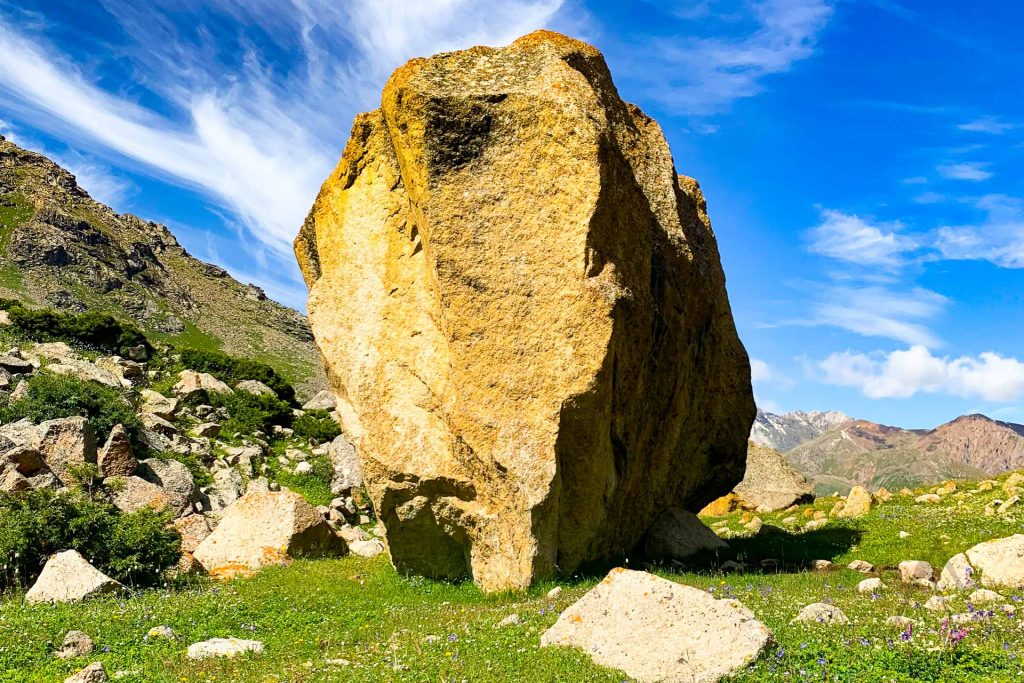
<box><xmin>820</xmin><ymin>345</ymin><xmax>1024</xmax><ymax>402</ymax></box>
<box><xmin>807</xmin><ymin>209</ymin><xmax>918</xmax><ymax>268</ymax></box>
<box><xmin>937</xmin><ymin>161</ymin><xmax>993</xmax><ymax>182</ymax></box>
<box><xmin>750</xmin><ymin>358</ymin><xmax>773</xmax><ymax>383</ymax></box>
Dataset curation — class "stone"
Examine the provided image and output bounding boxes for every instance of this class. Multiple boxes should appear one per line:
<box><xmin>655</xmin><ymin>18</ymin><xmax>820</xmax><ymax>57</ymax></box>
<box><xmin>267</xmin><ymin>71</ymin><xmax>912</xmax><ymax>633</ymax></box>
<box><xmin>874</xmin><ymin>487</ymin><xmax>893</xmax><ymax>502</ymax></box>
<box><xmin>837</xmin><ymin>486</ymin><xmax>872</xmax><ymax>518</ymax></box>
<box><xmin>811</xmin><ymin>560</ymin><xmax>833</xmax><ymax>571</ymax></box>
<box><xmin>968</xmin><ymin>588</ymin><xmax>1004</xmax><ymax>604</ymax></box>
<box><xmin>963</xmin><ymin>535</ymin><xmax>1024</xmax><ymax>588</ymax></box>
<box><xmin>899</xmin><ymin>531</ymin><xmax>910</xmax><ymax>539</ymax></box>
<box><xmin>0</xmin><ymin>353</ymin><xmax>32</xmax><ymax>374</ymax></box>
<box><xmin>698</xmin><ymin>493</ymin><xmax>743</xmax><ymax>517</ymax></box>
<box><xmin>937</xmin><ymin>553</ymin><xmax>976</xmax><ymax>592</ymax></box>
<box><xmin>803</xmin><ymin>519</ymin><xmax>827</xmax><ymax>531</ymax></box>
<box><xmin>172</xmin><ymin>370</ymin><xmax>232</xmax><ymax>400</ymax></box>
<box><xmin>193</xmin><ymin>491</ymin><xmax>345</xmax><ymax>576</ymax></box>
<box><xmin>858</xmin><ymin>577</ymin><xmax>884</xmax><ymax>594</ymax></box>
<box><xmin>328</xmin><ymin>435</ymin><xmax>362</xmax><ymax>494</ymax></box>
<box><xmin>1004</xmin><ymin>473</ymin><xmax>1024</xmax><ymax>491</ymax></box>
<box><xmin>3</xmin><ymin>445</ymin><xmax>45</xmax><ymax>475</ymax></box>
<box><xmin>25</xmin><ymin>550</ymin><xmax>123</xmax><ymax>604</ymax></box>
<box><xmin>898</xmin><ymin>560</ymin><xmax>934</xmax><ymax>584</ymax></box>
<box><xmin>174</xmin><ymin>514</ymin><xmax>213</xmax><ymax>554</ymax></box>
<box><xmin>732</xmin><ymin>443</ymin><xmax>814</xmax><ymax>512</ymax></box>
<box><xmin>547</xmin><ymin>586</ymin><xmax>563</xmax><ymax>600</ymax></box>
<box><xmin>935</xmin><ymin>481</ymin><xmax>957</xmax><ymax>496</ymax></box>
<box><xmin>235</xmin><ymin>379</ymin><xmax>276</xmax><ymax>396</ymax></box>
<box><xmin>139</xmin><ymin>389</ymin><xmax>178</xmax><ymax>421</ymax></box>
<box><xmin>97</xmin><ymin>424</ymin><xmax>137</xmax><ymax>477</ymax></box>
<box><xmin>295</xmin><ymin>31</ymin><xmax>754</xmax><ymax>592</ymax></box>
<box><xmin>191</xmin><ymin>422</ymin><xmax>221</xmax><ymax>438</ymax></box>
<box><xmin>640</xmin><ymin>507</ymin><xmax>728</xmax><ymax>561</ymax></box>
<box><xmin>997</xmin><ymin>496</ymin><xmax>1020</xmax><ymax>514</ymax></box>
<box><xmin>205</xmin><ymin>466</ymin><xmax>244</xmax><ymax>512</ymax></box>
<box><xmin>54</xmin><ymin>630</ymin><xmax>94</xmax><ymax>660</ymax></box>
<box><xmin>791</xmin><ymin>603</ymin><xmax>849</xmax><ymax>625</ymax></box>
<box><xmin>107</xmin><ymin>475</ymin><xmax>171</xmax><ymax>513</ymax></box>
<box><xmin>743</xmin><ymin>516</ymin><xmax>763</xmax><ymax>533</ymax></box>
<box><xmin>916</xmin><ymin>494</ymin><xmax>941</xmax><ymax>504</ymax></box>
<box><xmin>43</xmin><ymin>362</ymin><xmax>122</xmax><ymax>388</ymax></box>
<box><xmin>886</xmin><ymin>615</ymin><xmax>914</xmax><ymax>629</ymax></box>
<box><xmin>186</xmin><ymin>638</ymin><xmax>264</xmax><ymax>660</ymax></box>
<box><xmin>978</xmin><ymin>480</ymin><xmax>996</xmax><ymax>491</ymax></box>
<box><xmin>540</xmin><ymin>568</ymin><xmax>771</xmax><ymax>683</ymax></box>
<box><xmin>138</xmin><ymin>458</ymin><xmax>196</xmax><ymax>515</ymax></box>
<box><xmin>924</xmin><ymin>595</ymin><xmax>952</xmax><ymax>612</ymax></box>
<box><xmin>294</xmin><ymin>461</ymin><xmax>313</xmax><ymax>475</ymax></box>
<box><xmin>848</xmin><ymin>560</ymin><xmax>874</xmax><ymax>573</ymax></box>
<box><xmin>141</xmin><ymin>413</ymin><xmax>177</xmax><ymax>437</ymax></box>
<box><xmin>146</xmin><ymin>626</ymin><xmax>177</xmax><ymax>641</ymax></box>
<box><xmin>33</xmin><ymin>417</ymin><xmax>97</xmax><ymax>487</ymax></box>
<box><xmin>64</xmin><ymin>663</ymin><xmax>107</xmax><ymax>683</ymax></box>
<box><xmin>348</xmin><ymin>538</ymin><xmax>386</xmax><ymax>558</ymax></box>
<box><xmin>302</xmin><ymin>390</ymin><xmax>336</xmax><ymax>411</ymax></box>
<box><xmin>496</xmin><ymin>613</ymin><xmax>521</xmax><ymax>627</ymax></box>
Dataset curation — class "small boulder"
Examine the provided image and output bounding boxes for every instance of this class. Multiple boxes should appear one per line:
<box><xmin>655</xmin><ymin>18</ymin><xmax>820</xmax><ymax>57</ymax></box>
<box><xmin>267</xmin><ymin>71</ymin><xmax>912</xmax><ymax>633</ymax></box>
<box><xmin>915</xmin><ymin>494</ymin><xmax>941</xmax><ymax>504</ymax></box>
<box><xmin>541</xmin><ymin>568</ymin><xmax>773</xmax><ymax>683</ymax></box>
<box><xmin>348</xmin><ymin>538</ymin><xmax>386</xmax><ymax>558</ymax></box>
<box><xmin>898</xmin><ymin>560</ymin><xmax>933</xmax><ymax>584</ymax></box>
<box><xmin>54</xmin><ymin>630</ymin><xmax>94</xmax><ymax>660</ymax></box>
<box><xmin>173</xmin><ymin>514</ymin><xmax>213</xmax><ymax>554</ymax></box>
<box><xmin>64</xmin><ymin>663</ymin><xmax>107</xmax><ymax>683</ymax></box>
<box><xmin>107</xmin><ymin>475</ymin><xmax>171</xmax><ymax>514</ymax></box>
<box><xmin>146</xmin><ymin>625</ymin><xmax>177</xmax><ymax>641</ymax></box>
<box><xmin>190</xmin><ymin>422</ymin><xmax>221</xmax><ymax>439</ymax></box>
<box><xmin>640</xmin><ymin>507</ymin><xmax>728</xmax><ymax>562</ymax></box>
<box><xmin>791</xmin><ymin>603</ymin><xmax>849</xmax><ymax>625</ymax></box>
<box><xmin>186</xmin><ymin>637</ymin><xmax>264</xmax><ymax>660</ymax></box>
<box><xmin>98</xmin><ymin>424</ymin><xmax>137</xmax><ymax>477</ymax></box>
<box><xmin>811</xmin><ymin>559</ymin><xmax>833</xmax><ymax>571</ymax></box>
<box><xmin>924</xmin><ymin>595</ymin><xmax>952</xmax><ymax>611</ymax></box>
<box><xmin>732</xmin><ymin>443</ymin><xmax>814</xmax><ymax>512</ymax></box>
<box><xmin>138</xmin><ymin>458</ymin><xmax>196</xmax><ymax>516</ymax></box>
<box><xmin>837</xmin><ymin>486</ymin><xmax>872</xmax><ymax>518</ymax></box>
<box><xmin>302</xmin><ymin>390</ymin><xmax>336</xmax><ymax>411</ymax></box>
<box><xmin>235</xmin><ymin>380</ymin><xmax>276</xmax><ymax>396</ymax></box>
<box><xmin>25</xmin><ymin>550</ymin><xmax>123</xmax><ymax>604</ymax></box>
<box><xmin>33</xmin><ymin>417</ymin><xmax>97</xmax><ymax>487</ymax></box>
<box><xmin>328</xmin><ymin>435</ymin><xmax>362</xmax><ymax>494</ymax></box>
<box><xmin>847</xmin><ymin>560</ymin><xmax>874</xmax><ymax>574</ymax></box>
<box><xmin>858</xmin><ymin>577</ymin><xmax>884</xmax><ymax>594</ymax></box>
<box><xmin>193</xmin><ymin>490</ymin><xmax>345</xmax><ymax>576</ymax></box>
<box><xmin>139</xmin><ymin>389</ymin><xmax>178</xmax><ymax>421</ymax></box>
<box><xmin>173</xmin><ymin>370</ymin><xmax>232</xmax><ymax>400</ymax></box>
<box><xmin>968</xmin><ymin>588</ymin><xmax>1004</xmax><ymax>604</ymax></box>
<box><xmin>294</xmin><ymin>461</ymin><xmax>313</xmax><ymax>475</ymax></box>
<box><xmin>0</xmin><ymin>354</ymin><xmax>33</xmax><ymax>374</ymax></box>
<box><xmin>937</xmin><ymin>553</ymin><xmax>976</xmax><ymax>592</ymax></box>
<box><xmin>963</xmin><ymin>535</ymin><xmax>1024</xmax><ymax>589</ymax></box>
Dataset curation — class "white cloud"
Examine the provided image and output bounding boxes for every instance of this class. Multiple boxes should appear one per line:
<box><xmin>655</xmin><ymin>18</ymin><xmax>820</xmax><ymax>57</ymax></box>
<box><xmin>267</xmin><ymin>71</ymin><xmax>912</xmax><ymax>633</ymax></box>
<box><xmin>750</xmin><ymin>358</ymin><xmax>773</xmax><ymax>383</ymax></box>
<box><xmin>634</xmin><ymin>0</ymin><xmax>833</xmax><ymax>114</ymax></box>
<box><xmin>807</xmin><ymin>285</ymin><xmax>947</xmax><ymax>348</ymax></box>
<box><xmin>935</xmin><ymin>194</ymin><xmax>1024</xmax><ymax>268</ymax></box>
<box><xmin>958</xmin><ymin>116</ymin><xmax>1017</xmax><ymax>135</ymax></box>
<box><xmin>820</xmin><ymin>345</ymin><xmax>1024</xmax><ymax>402</ymax></box>
<box><xmin>0</xmin><ymin>0</ymin><xmax>567</xmax><ymax>302</ymax></box>
<box><xmin>913</xmin><ymin>191</ymin><xmax>945</xmax><ymax>205</ymax></box>
<box><xmin>937</xmin><ymin>162</ymin><xmax>993</xmax><ymax>182</ymax></box>
<box><xmin>807</xmin><ymin>209</ymin><xmax>918</xmax><ymax>268</ymax></box>
<box><xmin>53</xmin><ymin>151</ymin><xmax>135</xmax><ymax>209</ymax></box>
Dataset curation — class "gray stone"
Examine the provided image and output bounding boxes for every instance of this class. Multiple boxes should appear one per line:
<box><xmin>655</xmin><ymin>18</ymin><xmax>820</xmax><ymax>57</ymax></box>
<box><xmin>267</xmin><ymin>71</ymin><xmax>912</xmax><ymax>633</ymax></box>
<box><xmin>791</xmin><ymin>603</ymin><xmax>849</xmax><ymax>625</ymax></box>
<box><xmin>641</xmin><ymin>507</ymin><xmax>727</xmax><ymax>561</ymax></box>
<box><xmin>302</xmin><ymin>390</ymin><xmax>335</xmax><ymax>411</ymax></box>
<box><xmin>25</xmin><ymin>550</ymin><xmax>123</xmax><ymax>604</ymax></box>
<box><xmin>733</xmin><ymin>443</ymin><xmax>814</xmax><ymax>512</ymax></box>
<box><xmin>34</xmin><ymin>417</ymin><xmax>97</xmax><ymax>486</ymax></box>
<box><xmin>898</xmin><ymin>560</ymin><xmax>934</xmax><ymax>584</ymax></box>
<box><xmin>139</xmin><ymin>389</ymin><xmax>178</xmax><ymax>421</ymax></box>
<box><xmin>348</xmin><ymin>538</ymin><xmax>386</xmax><ymax>558</ymax></box>
<box><xmin>328</xmin><ymin>435</ymin><xmax>361</xmax><ymax>494</ymax></box>
<box><xmin>54</xmin><ymin>630</ymin><xmax>94</xmax><ymax>660</ymax></box>
<box><xmin>107</xmin><ymin>475</ymin><xmax>170</xmax><ymax>513</ymax></box>
<box><xmin>235</xmin><ymin>380</ymin><xmax>275</xmax><ymax>396</ymax></box>
<box><xmin>138</xmin><ymin>458</ymin><xmax>196</xmax><ymax>516</ymax></box>
<box><xmin>63</xmin><ymin>663</ymin><xmax>107</xmax><ymax>683</ymax></box>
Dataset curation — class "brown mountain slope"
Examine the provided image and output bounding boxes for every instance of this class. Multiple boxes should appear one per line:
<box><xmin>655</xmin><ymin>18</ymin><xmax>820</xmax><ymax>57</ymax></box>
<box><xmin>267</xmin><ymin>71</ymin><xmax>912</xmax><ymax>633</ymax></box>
<box><xmin>0</xmin><ymin>136</ymin><xmax>325</xmax><ymax>396</ymax></box>
<box><xmin>918</xmin><ymin>414</ymin><xmax>1024</xmax><ymax>474</ymax></box>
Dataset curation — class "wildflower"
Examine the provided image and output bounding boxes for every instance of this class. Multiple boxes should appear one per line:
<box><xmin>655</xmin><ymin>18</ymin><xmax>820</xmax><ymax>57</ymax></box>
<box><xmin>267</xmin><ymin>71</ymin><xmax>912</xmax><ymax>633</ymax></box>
<box><xmin>817</xmin><ymin>656</ymin><xmax>826</xmax><ymax>666</ymax></box>
<box><xmin>447</xmin><ymin>633</ymin><xmax>458</xmax><ymax>643</ymax></box>
<box><xmin>900</xmin><ymin>623</ymin><xmax>913</xmax><ymax>642</ymax></box>
<box><xmin>775</xmin><ymin>647</ymin><xmax>786</xmax><ymax>659</ymax></box>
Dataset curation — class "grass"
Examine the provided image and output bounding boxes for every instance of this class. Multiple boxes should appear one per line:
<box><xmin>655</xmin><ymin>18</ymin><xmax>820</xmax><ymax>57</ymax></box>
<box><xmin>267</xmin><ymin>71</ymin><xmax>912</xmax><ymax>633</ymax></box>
<box><xmin>3</xmin><ymin>476</ymin><xmax>1024</xmax><ymax>681</ymax></box>
<box><xmin>0</xmin><ymin>193</ymin><xmax>32</xmax><ymax>292</ymax></box>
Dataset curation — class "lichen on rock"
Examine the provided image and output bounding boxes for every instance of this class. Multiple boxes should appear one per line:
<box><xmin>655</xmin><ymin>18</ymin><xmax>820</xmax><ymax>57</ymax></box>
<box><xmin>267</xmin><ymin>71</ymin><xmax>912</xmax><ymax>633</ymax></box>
<box><xmin>296</xmin><ymin>30</ymin><xmax>755</xmax><ymax>591</ymax></box>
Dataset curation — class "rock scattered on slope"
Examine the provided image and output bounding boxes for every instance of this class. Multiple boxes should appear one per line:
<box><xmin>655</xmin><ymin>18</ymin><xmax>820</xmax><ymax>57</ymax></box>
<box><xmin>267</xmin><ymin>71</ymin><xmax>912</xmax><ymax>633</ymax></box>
<box><xmin>295</xmin><ymin>30</ymin><xmax>755</xmax><ymax>591</ymax></box>
<box><xmin>641</xmin><ymin>507</ymin><xmax>728</xmax><ymax>561</ymax></box>
<box><xmin>732</xmin><ymin>443</ymin><xmax>815</xmax><ymax>512</ymax></box>
<box><xmin>63</xmin><ymin>663</ymin><xmax>107</xmax><ymax>683</ymax></box>
<box><xmin>34</xmin><ymin>417</ymin><xmax>97</xmax><ymax>487</ymax></box>
<box><xmin>791</xmin><ymin>603</ymin><xmax>850</xmax><ymax>625</ymax></box>
<box><xmin>837</xmin><ymin>486</ymin><xmax>872</xmax><ymax>518</ymax></box>
<box><xmin>137</xmin><ymin>458</ymin><xmax>196</xmax><ymax>516</ymax></box>
<box><xmin>25</xmin><ymin>550</ymin><xmax>123</xmax><ymax>604</ymax></box>
<box><xmin>193</xmin><ymin>491</ymin><xmax>344</xmax><ymax>577</ymax></box>
<box><xmin>97</xmin><ymin>424</ymin><xmax>136</xmax><ymax>477</ymax></box>
<box><xmin>949</xmin><ymin>535</ymin><xmax>1024</xmax><ymax>589</ymax></box>
<box><xmin>898</xmin><ymin>560</ymin><xmax>934</xmax><ymax>584</ymax></box>
<box><xmin>302</xmin><ymin>390</ymin><xmax>335</xmax><ymax>411</ymax></box>
<box><xmin>172</xmin><ymin>370</ymin><xmax>232</xmax><ymax>400</ymax></box>
<box><xmin>541</xmin><ymin>568</ymin><xmax>772</xmax><ymax>683</ymax></box>
<box><xmin>54</xmin><ymin>630</ymin><xmax>94</xmax><ymax>660</ymax></box>
<box><xmin>186</xmin><ymin>637</ymin><xmax>264</xmax><ymax>660</ymax></box>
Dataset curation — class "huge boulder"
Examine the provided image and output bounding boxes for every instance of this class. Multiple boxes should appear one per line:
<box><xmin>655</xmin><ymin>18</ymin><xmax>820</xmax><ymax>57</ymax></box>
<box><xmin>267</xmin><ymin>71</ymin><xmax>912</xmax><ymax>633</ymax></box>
<box><xmin>939</xmin><ymin>535</ymin><xmax>1024</xmax><ymax>590</ymax></box>
<box><xmin>294</xmin><ymin>30</ymin><xmax>754</xmax><ymax>591</ymax></box>
<box><xmin>33</xmin><ymin>417</ymin><xmax>97</xmax><ymax>487</ymax></box>
<box><xmin>25</xmin><ymin>550</ymin><xmax>123</xmax><ymax>604</ymax></box>
<box><xmin>732</xmin><ymin>443</ymin><xmax>814</xmax><ymax>512</ymax></box>
<box><xmin>192</xmin><ymin>491</ymin><xmax>344</xmax><ymax>576</ymax></box>
<box><xmin>137</xmin><ymin>458</ymin><xmax>196</xmax><ymax>516</ymax></box>
<box><xmin>541</xmin><ymin>568</ymin><xmax>772</xmax><ymax>682</ymax></box>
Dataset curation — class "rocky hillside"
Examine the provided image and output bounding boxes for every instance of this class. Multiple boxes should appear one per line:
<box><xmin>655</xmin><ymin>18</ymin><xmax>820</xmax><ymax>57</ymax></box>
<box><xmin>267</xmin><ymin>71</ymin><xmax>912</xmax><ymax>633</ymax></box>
<box><xmin>0</xmin><ymin>136</ymin><xmax>324</xmax><ymax>397</ymax></box>
<box><xmin>749</xmin><ymin>409</ymin><xmax>851</xmax><ymax>451</ymax></box>
<box><xmin>786</xmin><ymin>414</ymin><xmax>1024</xmax><ymax>495</ymax></box>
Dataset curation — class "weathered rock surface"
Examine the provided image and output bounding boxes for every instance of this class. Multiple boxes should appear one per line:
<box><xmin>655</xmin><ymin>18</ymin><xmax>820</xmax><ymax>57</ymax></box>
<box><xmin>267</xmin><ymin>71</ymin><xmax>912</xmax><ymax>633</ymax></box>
<box><xmin>791</xmin><ymin>603</ymin><xmax>849</xmax><ymax>625</ymax></box>
<box><xmin>138</xmin><ymin>458</ymin><xmax>196</xmax><ymax>516</ymax></box>
<box><xmin>963</xmin><ymin>535</ymin><xmax>1024</xmax><ymax>589</ymax></box>
<box><xmin>33</xmin><ymin>417</ymin><xmax>97</xmax><ymax>487</ymax></box>
<box><xmin>640</xmin><ymin>507</ymin><xmax>727</xmax><ymax>561</ymax></box>
<box><xmin>295</xmin><ymin>30</ymin><xmax>754</xmax><ymax>591</ymax></box>
<box><xmin>54</xmin><ymin>630</ymin><xmax>94</xmax><ymax>660</ymax></box>
<box><xmin>302</xmin><ymin>390</ymin><xmax>335</xmax><ymax>411</ymax></box>
<box><xmin>107</xmin><ymin>475</ymin><xmax>170</xmax><ymax>513</ymax></box>
<box><xmin>328</xmin><ymin>435</ymin><xmax>362</xmax><ymax>494</ymax></box>
<box><xmin>192</xmin><ymin>491</ymin><xmax>344</xmax><ymax>576</ymax></box>
<box><xmin>25</xmin><ymin>550</ymin><xmax>123</xmax><ymax>604</ymax></box>
<box><xmin>139</xmin><ymin>389</ymin><xmax>179</xmax><ymax>421</ymax></box>
<box><xmin>64</xmin><ymin>663</ymin><xmax>107</xmax><ymax>683</ymax></box>
<box><xmin>732</xmin><ymin>443</ymin><xmax>814</xmax><ymax>512</ymax></box>
<box><xmin>98</xmin><ymin>424</ymin><xmax>137</xmax><ymax>477</ymax></box>
<box><xmin>540</xmin><ymin>568</ymin><xmax>772</xmax><ymax>683</ymax></box>
<box><xmin>837</xmin><ymin>485</ymin><xmax>872</xmax><ymax>518</ymax></box>
<box><xmin>173</xmin><ymin>370</ymin><xmax>232</xmax><ymax>400</ymax></box>
<box><xmin>174</xmin><ymin>514</ymin><xmax>213</xmax><ymax>554</ymax></box>
<box><xmin>938</xmin><ymin>553</ymin><xmax>976</xmax><ymax>591</ymax></box>
<box><xmin>186</xmin><ymin>637</ymin><xmax>264</xmax><ymax>660</ymax></box>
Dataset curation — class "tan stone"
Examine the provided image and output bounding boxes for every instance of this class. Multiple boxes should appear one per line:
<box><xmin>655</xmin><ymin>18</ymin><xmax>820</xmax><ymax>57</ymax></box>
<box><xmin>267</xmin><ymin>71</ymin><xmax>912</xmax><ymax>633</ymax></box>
<box><xmin>641</xmin><ymin>507</ymin><xmax>727</xmax><ymax>561</ymax></box>
<box><xmin>541</xmin><ymin>568</ymin><xmax>772</xmax><ymax>683</ymax></box>
<box><xmin>98</xmin><ymin>424</ymin><xmax>137</xmax><ymax>477</ymax></box>
<box><xmin>106</xmin><ymin>476</ymin><xmax>170</xmax><ymax>514</ymax></box>
<box><xmin>837</xmin><ymin>486</ymin><xmax>872</xmax><ymax>518</ymax></box>
<box><xmin>295</xmin><ymin>31</ymin><xmax>754</xmax><ymax>591</ymax></box>
<box><xmin>699</xmin><ymin>494</ymin><xmax>742</xmax><ymax>517</ymax></box>
<box><xmin>33</xmin><ymin>417</ymin><xmax>97</xmax><ymax>487</ymax></box>
<box><xmin>193</xmin><ymin>491</ymin><xmax>345</xmax><ymax>575</ymax></box>
<box><xmin>174</xmin><ymin>514</ymin><xmax>213</xmax><ymax>554</ymax></box>
<box><xmin>732</xmin><ymin>443</ymin><xmax>814</xmax><ymax>512</ymax></box>
<box><xmin>963</xmin><ymin>535</ymin><xmax>1024</xmax><ymax>589</ymax></box>
<box><xmin>25</xmin><ymin>550</ymin><xmax>123</xmax><ymax>604</ymax></box>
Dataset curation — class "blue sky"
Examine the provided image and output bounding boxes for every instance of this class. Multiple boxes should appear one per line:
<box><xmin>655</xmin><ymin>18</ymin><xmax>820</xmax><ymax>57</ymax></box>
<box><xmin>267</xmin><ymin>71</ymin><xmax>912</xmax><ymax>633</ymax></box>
<box><xmin>0</xmin><ymin>0</ymin><xmax>1021</xmax><ymax>427</ymax></box>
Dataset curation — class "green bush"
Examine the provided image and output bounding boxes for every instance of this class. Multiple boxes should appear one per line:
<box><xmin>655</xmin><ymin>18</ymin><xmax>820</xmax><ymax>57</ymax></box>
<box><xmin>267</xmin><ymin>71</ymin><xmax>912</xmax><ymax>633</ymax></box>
<box><xmin>179</xmin><ymin>348</ymin><xmax>295</xmax><ymax>404</ymax></box>
<box><xmin>209</xmin><ymin>390</ymin><xmax>293</xmax><ymax>437</ymax></box>
<box><xmin>292</xmin><ymin>409</ymin><xmax>341</xmax><ymax>443</ymax></box>
<box><xmin>0</xmin><ymin>373</ymin><xmax>143</xmax><ymax>449</ymax></box>
<box><xmin>0</xmin><ymin>488</ymin><xmax>180</xmax><ymax>588</ymax></box>
<box><xmin>5</xmin><ymin>305</ymin><xmax>152</xmax><ymax>357</ymax></box>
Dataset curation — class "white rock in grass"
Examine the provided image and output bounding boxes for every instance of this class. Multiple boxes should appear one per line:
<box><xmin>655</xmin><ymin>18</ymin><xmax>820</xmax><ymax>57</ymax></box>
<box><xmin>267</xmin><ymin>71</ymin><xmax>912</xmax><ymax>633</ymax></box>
<box><xmin>546</xmin><ymin>586</ymin><xmax>563</xmax><ymax>600</ymax></box>
<box><xmin>294</xmin><ymin>461</ymin><xmax>313</xmax><ymax>475</ymax></box>
<box><xmin>899</xmin><ymin>531</ymin><xmax>910</xmax><ymax>539</ymax></box>
<box><xmin>963</xmin><ymin>535</ymin><xmax>1024</xmax><ymax>589</ymax></box>
<box><xmin>347</xmin><ymin>538</ymin><xmax>386</xmax><ymax>558</ymax></box>
<box><xmin>968</xmin><ymin>588</ymin><xmax>1004</xmax><ymax>605</ymax></box>
<box><xmin>898</xmin><ymin>560</ymin><xmax>934</xmax><ymax>584</ymax></box>
<box><xmin>847</xmin><ymin>560</ymin><xmax>874</xmax><ymax>574</ymax></box>
<box><xmin>541</xmin><ymin>568</ymin><xmax>772</xmax><ymax>683</ymax></box>
<box><xmin>25</xmin><ymin>550</ymin><xmax>123</xmax><ymax>604</ymax></box>
<box><xmin>858</xmin><ymin>577</ymin><xmax>884</xmax><ymax>594</ymax></box>
<box><xmin>54</xmin><ymin>631</ymin><xmax>94</xmax><ymax>660</ymax></box>
<box><xmin>924</xmin><ymin>595</ymin><xmax>952</xmax><ymax>612</ymax></box>
<box><xmin>791</xmin><ymin>603</ymin><xmax>849</xmax><ymax>625</ymax></box>
<box><xmin>187</xmin><ymin>637</ymin><xmax>264</xmax><ymax>660</ymax></box>
<box><xmin>63</xmin><ymin>662</ymin><xmax>107</xmax><ymax>683</ymax></box>
<box><xmin>496</xmin><ymin>614</ymin><xmax>521</xmax><ymax>627</ymax></box>
<box><xmin>886</xmin><ymin>616</ymin><xmax>914</xmax><ymax>629</ymax></box>
<box><xmin>937</xmin><ymin>553</ymin><xmax>976</xmax><ymax>592</ymax></box>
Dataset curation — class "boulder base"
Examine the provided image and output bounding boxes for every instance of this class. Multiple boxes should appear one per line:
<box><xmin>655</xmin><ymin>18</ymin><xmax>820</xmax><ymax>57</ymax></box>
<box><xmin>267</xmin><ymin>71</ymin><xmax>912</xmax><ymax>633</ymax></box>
<box><xmin>541</xmin><ymin>568</ymin><xmax>772</xmax><ymax>683</ymax></box>
<box><xmin>295</xmin><ymin>30</ymin><xmax>754</xmax><ymax>591</ymax></box>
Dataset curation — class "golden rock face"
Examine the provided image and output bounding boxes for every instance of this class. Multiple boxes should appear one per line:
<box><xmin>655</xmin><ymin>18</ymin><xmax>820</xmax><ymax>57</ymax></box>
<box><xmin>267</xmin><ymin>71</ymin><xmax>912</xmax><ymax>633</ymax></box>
<box><xmin>295</xmin><ymin>30</ymin><xmax>755</xmax><ymax>591</ymax></box>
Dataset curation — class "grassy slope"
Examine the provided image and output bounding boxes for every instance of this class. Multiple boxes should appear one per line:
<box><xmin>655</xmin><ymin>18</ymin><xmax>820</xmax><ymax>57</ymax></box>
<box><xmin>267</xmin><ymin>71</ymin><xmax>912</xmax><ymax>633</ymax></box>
<box><xmin>3</xmin><ymin>476</ymin><xmax>1024</xmax><ymax>682</ymax></box>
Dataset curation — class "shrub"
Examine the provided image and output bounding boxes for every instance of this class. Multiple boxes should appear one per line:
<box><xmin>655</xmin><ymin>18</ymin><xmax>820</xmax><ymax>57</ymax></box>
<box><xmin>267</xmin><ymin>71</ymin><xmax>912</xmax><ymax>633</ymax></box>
<box><xmin>5</xmin><ymin>305</ymin><xmax>152</xmax><ymax>357</ymax></box>
<box><xmin>179</xmin><ymin>348</ymin><xmax>296</xmax><ymax>404</ymax></box>
<box><xmin>0</xmin><ymin>373</ymin><xmax>143</xmax><ymax>449</ymax></box>
<box><xmin>0</xmin><ymin>488</ymin><xmax>180</xmax><ymax>588</ymax></box>
<box><xmin>209</xmin><ymin>390</ymin><xmax>294</xmax><ymax>437</ymax></box>
<box><xmin>292</xmin><ymin>409</ymin><xmax>341</xmax><ymax>443</ymax></box>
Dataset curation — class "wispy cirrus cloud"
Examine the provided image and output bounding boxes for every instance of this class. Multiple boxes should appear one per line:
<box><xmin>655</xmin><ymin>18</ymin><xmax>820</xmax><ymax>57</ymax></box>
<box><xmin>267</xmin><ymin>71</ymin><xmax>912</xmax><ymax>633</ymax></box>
<box><xmin>937</xmin><ymin>161</ymin><xmax>994</xmax><ymax>181</ymax></box>
<box><xmin>958</xmin><ymin>116</ymin><xmax>1018</xmax><ymax>135</ymax></box>
<box><xmin>806</xmin><ymin>209</ymin><xmax>919</xmax><ymax>268</ymax></box>
<box><xmin>807</xmin><ymin>285</ymin><xmax>948</xmax><ymax>348</ymax></box>
<box><xmin>629</xmin><ymin>0</ymin><xmax>834</xmax><ymax>115</ymax></box>
<box><xmin>820</xmin><ymin>345</ymin><xmax>1024</xmax><ymax>401</ymax></box>
<box><xmin>935</xmin><ymin>194</ymin><xmax>1024</xmax><ymax>268</ymax></box>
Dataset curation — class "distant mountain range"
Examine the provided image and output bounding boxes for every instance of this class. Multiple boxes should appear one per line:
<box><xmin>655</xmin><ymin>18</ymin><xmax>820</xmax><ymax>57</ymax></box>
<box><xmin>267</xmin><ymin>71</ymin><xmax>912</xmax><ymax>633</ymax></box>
<box><xmin>751</xmin><ymin>410</ymin><xmax>1024</xmax><ymax>495</ymax></box>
